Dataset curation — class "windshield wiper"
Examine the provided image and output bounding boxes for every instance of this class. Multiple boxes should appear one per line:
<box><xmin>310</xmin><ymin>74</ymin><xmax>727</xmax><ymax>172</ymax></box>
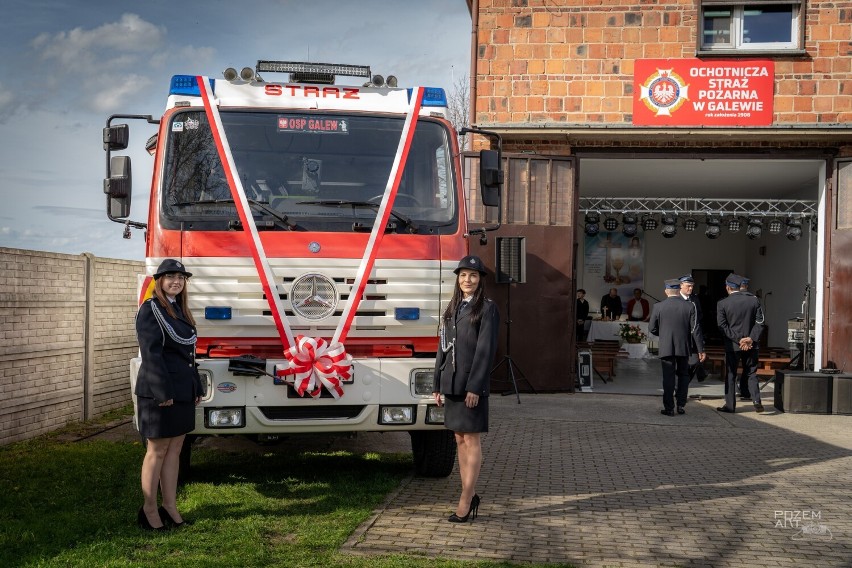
<box><xmin>301</xmin><ymin>200</ymin><xmax>418</xmax><ymax>233</ymax></box>
<box><xmin>171</xmin><ymin>199</ymin><xmax>296</xmax><ymax>231</ymax></box>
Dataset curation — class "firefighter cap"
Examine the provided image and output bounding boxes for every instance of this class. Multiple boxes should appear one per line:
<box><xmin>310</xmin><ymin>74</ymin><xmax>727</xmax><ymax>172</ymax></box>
<box><xmin>453</xmin><ymin>255</ymin><xmax>487</xmax><ymax>275</ymax></box>
<box><xmin>154</xmin><ymin>258</ymin><xmax>193</xmax><ymax>280</ymax></box>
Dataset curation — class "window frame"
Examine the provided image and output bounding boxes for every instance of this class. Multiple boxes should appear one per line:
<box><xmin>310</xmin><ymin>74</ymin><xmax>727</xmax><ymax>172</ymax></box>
<box><xmin>696</xmin><ymin>0</ymin><xmax>806</xmax><ymax>56</ymax></box>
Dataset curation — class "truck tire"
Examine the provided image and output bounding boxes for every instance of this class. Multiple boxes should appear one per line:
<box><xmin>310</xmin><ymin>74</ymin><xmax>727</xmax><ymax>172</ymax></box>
<box><xmin>410</xmin><ymin>430</ymin><xmax>456</xmax><ymax>477</ymax></box>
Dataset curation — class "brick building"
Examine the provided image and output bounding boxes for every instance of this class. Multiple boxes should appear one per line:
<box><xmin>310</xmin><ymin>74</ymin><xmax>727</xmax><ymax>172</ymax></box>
<box><xmin>461</xmin><ymin>0</ymin><xmax>852</xmax><ymax>390</ymax></box>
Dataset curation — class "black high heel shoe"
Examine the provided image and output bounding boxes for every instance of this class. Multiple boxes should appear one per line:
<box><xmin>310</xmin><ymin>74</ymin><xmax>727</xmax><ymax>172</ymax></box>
<box><xmin>448</xmin><ymin>494</ymin><xmax>480</xmax><ymax>523</ymax></box>
<box><xmin>137</xmin><ymin>507</ymin><xmax>167</xmax><ymax>531</ymax></box>
<box><xmin>158</xmin><ymin>506</ymin><xmax>193</xmax><ymax>527</ymax></box>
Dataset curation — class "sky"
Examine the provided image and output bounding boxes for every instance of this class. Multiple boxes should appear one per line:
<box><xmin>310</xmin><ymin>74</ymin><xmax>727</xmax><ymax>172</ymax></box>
<box><xmin>0</xmin><ymin>0</ymin><xmax>472</xmax><ymax>260</ymax></box>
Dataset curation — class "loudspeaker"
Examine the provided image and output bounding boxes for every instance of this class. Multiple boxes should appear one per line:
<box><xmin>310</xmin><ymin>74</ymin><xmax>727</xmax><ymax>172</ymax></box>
<box><xmin>832</xmin><ymin>374</ymin><xmax>852</xmax><ymax>415</ymax></box>
<box><xmin>495</xmin><ymin>236</ymin><xmax>526</xmax><ymax>284</ymax></box>
<box><xmin>773</xmin><ymin>371</ymin><xmax>833</xmax><ymax>414</ymax></box>
<box><xmin>577</xmin><ymin>350</ymin><xmax>593</xmax><ymax>391</ymax></box>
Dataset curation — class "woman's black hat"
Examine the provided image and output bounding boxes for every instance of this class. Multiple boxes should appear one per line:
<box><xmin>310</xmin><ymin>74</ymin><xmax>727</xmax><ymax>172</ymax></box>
<box><xmin>153</xmin><ymin>258</ymin><xmax>193</xmax><ymax>280</ymax></box>
<box><xmin>453</xmin><ymin>255</ymin><xmax>487</xmax><ymax>275</ymax></box>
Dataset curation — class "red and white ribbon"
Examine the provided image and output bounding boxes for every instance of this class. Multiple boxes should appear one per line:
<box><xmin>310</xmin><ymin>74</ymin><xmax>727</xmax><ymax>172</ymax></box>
<box><xmin>198</xmin><ymin>77</ymin><xmax>295</xmax><ymax>350</ymax></box>
<box><xmin>333</xmin><ymin>87</ymin><xmax>424</xmax><ymax>345</ymax></box>
<box><xmin>274</xmin><ymin>336</ymin><xmax>352</xmax><ymax>399</ymax></box>
<box><xmin>199</xmin><ymin>77</ymin><xmax>423</xmax><ymax>397</ymax></box>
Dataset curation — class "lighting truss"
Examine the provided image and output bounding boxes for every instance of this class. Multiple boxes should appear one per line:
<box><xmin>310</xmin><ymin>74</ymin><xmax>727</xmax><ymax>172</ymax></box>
<box><xmin>579</xmin><ymin>197</ymin><xmax>817</xmax><ymax>220</ymax></box>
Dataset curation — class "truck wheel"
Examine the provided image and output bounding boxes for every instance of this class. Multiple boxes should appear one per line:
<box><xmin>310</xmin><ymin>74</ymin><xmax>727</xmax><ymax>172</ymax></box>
<box><xmin>178</xmin><ymin>435</ymin><xmax>196</xmax><ymax>484</ymax></box>
<box><xmin>410</xmin><ymin>430</ymin><xmax>456</xmax><ymax>477</ymax></box>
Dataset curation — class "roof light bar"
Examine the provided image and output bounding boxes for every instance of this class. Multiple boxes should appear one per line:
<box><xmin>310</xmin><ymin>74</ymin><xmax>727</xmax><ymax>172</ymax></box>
<box><xmin>256</xmin><ymin>60</ymin><xmax>371</xmax><ymax>78</ymax></box>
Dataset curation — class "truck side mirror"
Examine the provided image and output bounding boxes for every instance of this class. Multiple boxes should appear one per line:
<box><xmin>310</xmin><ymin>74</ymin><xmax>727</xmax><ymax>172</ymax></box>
<box><xmin>104</xmin><ymin>155</ymin><xmax>132</xmax><ymax>219</ymax></box>
<box><xmin>479</xmin><ymin>149</ymin><xmax>502</xmax><ymax>207</ymax></box>
<box><xmin>103</xmin><ymin>124</ymin><xmax>129</xmax><ymax>151</ymax></box>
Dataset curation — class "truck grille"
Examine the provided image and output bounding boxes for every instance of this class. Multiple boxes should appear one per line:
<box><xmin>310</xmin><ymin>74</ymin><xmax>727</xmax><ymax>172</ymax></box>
<box><xmin>188</xmin><ymin>257</ymin><xmax>447</xmax><ymax>339</ymax></box>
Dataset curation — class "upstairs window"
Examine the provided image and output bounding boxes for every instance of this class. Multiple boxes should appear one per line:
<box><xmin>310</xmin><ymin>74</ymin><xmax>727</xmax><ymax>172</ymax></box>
<box><xmin>699</xmin><ymin>1</ymin><xmax>803</xmax><ymax>53</ymax></box>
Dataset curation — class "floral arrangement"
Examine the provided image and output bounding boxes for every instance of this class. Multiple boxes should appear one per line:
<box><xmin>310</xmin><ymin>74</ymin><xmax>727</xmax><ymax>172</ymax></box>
<box><xmin>619</xmin><ymin>323</ymin><xmax>647</xmax><ymax>343</ymax></box>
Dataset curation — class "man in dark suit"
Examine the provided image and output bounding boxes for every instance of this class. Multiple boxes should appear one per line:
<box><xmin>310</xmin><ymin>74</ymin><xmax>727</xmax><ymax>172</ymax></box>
<box><xmin>599</xmin><ymin>288</ymin><xmax>623</xmax><ymax>320</ymax></box>
<box><xmin>576</xmin><ymin>289</ymin><xmax>590</xmax><ymax>341</ymax></box>
<box><xmin>736</xmin><ymin>277</ymin><xmax>753</xmax><ymax>399</ymax></box>
<box><xmin>679</xmin><ymin>274</ymin><xmax>707</xmax><ymax>383</ymax></box>
<box><xmin>649</xmin><ymin>279</ymin><xmax>705</xmax><ymax>416</ymax></box>
<box><xmin>716</xmin><ymin>273</ymin><xmax>766</xmax><ymax>413</ymax></box>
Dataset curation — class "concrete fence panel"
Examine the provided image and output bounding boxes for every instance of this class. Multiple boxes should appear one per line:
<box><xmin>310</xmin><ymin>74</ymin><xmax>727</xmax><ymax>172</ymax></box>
<box><xmin>0</xmin><ymin>248</ymin><xmax>144</xmax><ymax>445</ymax></box>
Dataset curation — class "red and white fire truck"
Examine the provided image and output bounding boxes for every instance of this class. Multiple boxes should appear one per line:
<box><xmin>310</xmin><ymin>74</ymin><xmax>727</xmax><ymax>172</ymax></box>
<box><xmin>102</xmin><ymin>61</ymin><xmax>502</xmax><ymax>476</ymax></box>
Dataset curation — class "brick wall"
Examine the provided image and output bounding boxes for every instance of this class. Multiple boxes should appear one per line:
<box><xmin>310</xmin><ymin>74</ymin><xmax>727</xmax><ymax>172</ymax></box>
<box><xmin>0</xmin><ymin>248</ymin><xmax>143</xmax><ymax>445</ymax></box>
<box><xmin>474</xmin><ymin>0</ymin><xmax>852</xmax><ymax>125</ymax></box>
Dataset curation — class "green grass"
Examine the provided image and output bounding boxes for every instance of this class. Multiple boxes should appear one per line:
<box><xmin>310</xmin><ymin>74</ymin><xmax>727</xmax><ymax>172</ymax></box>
<box><xmin>0</xmin><ymin>416</ymin><xmax>569</xmax><ymax>568</ymax></box>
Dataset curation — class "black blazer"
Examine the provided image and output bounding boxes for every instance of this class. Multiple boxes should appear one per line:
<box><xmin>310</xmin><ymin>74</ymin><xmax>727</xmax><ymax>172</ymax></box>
<box><xmin>682</xmin><ymin>293</ymin><xmax>705</xmax><ymax>348</ymax></box>
<box><xmin>649</xmin><ymin>296</ymin><xmax>704</xmax><ymax>358</ymax></box>
<box><xmin>576</xmin><ymin>298</ymin><xmax>590</xmax><ymax>322</ymax></box>
<box><xmin>135</xmin><ymin>297</ymin><xmax>203</xmax><ymax>403</ymax></box>
<box><xmin>716</xmin><ymin>291</ymin><xmax>765</xmax><ymax>352</ymax></box>
<box><xmin>433</xmin><ymin>299</ymin><xmax>500</xmax><ymax>396</ymax></box>
<box><xmin>600</xmin><ymin>294</ymin><xmax>623</xmax><ymax>319</ymax></box>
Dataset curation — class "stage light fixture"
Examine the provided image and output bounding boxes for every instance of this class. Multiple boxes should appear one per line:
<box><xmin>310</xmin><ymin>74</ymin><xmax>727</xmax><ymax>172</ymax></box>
<box><xmin>705</xmin><ymin>217</ymin><xmax>721</xmax><ymax>239</ymax></box>
<box><xmin>728</xmin><ymin>217</ymin><xmax>741</xmax><ymax>232</ymax></box>
<box><xmin>660</xmin><ymin>214</ymin><xmax>677</xmax><ymax>238</ymax></box>
<box><xmin>584</xmin><ymin>212</ymin><xmax>600</xmax><ymax>237</ymax></box>
<box><xmin>683</xmin><ymin>217</ymin><xmax>698</xmax><ymax>231</ymax></box>
<box><xmin>746</xmin><ymin>217</ymin><xmax>763</xmax><ymax>240</ymax></box>
<box><xmin>768</xmin><ymin>218</ymin><xmax>783</xmax><ymax>234</ymax></box>
<box><xmin>785</xmin><ymin>217</ymin><xmax>802</xmax><ymax>241</ymax></box>
<box><xmin>603</xmin><ymin>215</ymin><xmax>619</xmax><ymax>231</ymax></box>
<box><xmin>622</xmin><ymin>213</ymin><xmax>638</xmax><ymax>237</ymax></box>
<box><xmin>641</xmin><ymin>216</ymin><xmax>658</xmax><ymax>231</ymax></box>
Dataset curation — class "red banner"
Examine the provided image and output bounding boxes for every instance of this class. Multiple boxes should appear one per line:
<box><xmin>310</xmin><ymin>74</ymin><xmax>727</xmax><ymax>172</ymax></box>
<box><xmin>633</xmin><ymin>59</ymin><xmax>774</xmax><ymax>126</ymax></box>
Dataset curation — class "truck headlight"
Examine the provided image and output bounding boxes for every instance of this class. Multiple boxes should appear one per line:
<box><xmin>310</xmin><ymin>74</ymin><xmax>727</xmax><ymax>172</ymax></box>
<box><xmin>425</xmin><ymin>405</ymin><xmax>445</xmax><ymax>424</ymax></box>
<box><xmin>379</xmin><ymin>405</ymin><xmax>415</xmax><ymax>425</ymax></box>
<box><xmin>410</xmin><ymin>369</ymin><xmax>435</xmax><ymax>396</ymax></box>
<box><xmin>206</xmin><ymin>408</ymin><xmax>245</xmax><ymax>428</ymax></box>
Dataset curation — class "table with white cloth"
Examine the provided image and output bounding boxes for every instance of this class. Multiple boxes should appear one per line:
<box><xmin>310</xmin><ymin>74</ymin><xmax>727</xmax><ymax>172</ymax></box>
<box><xmin>587</xmin><ymin>321</ymin><xmax>649</xmax><ymax>342</ymax></box>
<box><xmin>586</xmin><ymin>321</ymin><xmax>653</xmax><ymax>358</ymax></box>
<box><xmin>622</xmin><ymin>342</ymin><xmax>650</xmax><ymax>359</ymax></box>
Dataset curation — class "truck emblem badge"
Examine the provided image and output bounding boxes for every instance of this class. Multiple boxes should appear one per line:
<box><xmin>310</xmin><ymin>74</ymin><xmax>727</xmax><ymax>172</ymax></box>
<box><xmin>291</xmin><ymin>273</ymin><xmax>338</xmax><ymax>320</ymax></box>
<box><xmin>308</xmin><ymin>241</ymin><xmax>321</xmax><ymax>253</ymax></box>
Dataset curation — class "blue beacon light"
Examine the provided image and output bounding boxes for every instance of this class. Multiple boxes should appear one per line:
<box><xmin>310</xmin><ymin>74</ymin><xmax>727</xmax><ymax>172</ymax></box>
<box><xmin>169</xmin><ymin>75</ymin><xmax>216</xmax><ymax>97</ymax></box>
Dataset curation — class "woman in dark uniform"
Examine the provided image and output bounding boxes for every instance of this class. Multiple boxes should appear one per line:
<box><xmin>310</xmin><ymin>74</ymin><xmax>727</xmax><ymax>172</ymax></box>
<box><xmin>433</xmin><ymin>255</ymin><xmax>499</xmax><ymax>522</ymax></box>
<box><xmin>135</xmin><ymin>259</ymin><xmax>203</xmax><ymax>530</ymax></box>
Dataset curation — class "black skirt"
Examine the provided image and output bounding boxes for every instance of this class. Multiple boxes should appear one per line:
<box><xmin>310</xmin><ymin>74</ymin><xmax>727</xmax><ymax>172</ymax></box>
<box><xmin>444</xmin><ymin>394</ymin><xmax>489</xmax><ymax>433</ymax></box>
<box><xmin>137</xmin><ymin>397</ymin><xmax>196</xmax><ymax>439</ymax></box>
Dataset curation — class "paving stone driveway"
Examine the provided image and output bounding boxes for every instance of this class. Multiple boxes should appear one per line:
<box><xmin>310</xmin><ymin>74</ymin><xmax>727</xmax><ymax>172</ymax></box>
<box><xmin>343</xmin><ymin>393</ymin><xmax>852</xmax><ymax>567</ymax></box>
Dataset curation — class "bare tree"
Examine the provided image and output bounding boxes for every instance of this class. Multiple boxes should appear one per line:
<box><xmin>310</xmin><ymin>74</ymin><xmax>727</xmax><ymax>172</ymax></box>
<box><xmin>446</xmin><ymin>74</ymin><xmax>470</xmax><ymax>151</ymax></box>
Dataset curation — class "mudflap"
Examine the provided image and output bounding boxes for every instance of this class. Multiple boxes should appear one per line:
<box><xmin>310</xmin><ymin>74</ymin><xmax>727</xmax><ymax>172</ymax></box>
<box><xmin>409</xmin><ymin>430</ymin><xmax>456</xmax><ymax>477</ymax></box>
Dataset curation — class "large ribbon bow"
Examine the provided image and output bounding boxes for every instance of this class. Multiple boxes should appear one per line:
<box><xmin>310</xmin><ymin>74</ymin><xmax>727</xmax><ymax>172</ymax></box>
<box><xmin>274</xmin><ymin>335</ymin><xmax>352</xmax><ymax>399</ymax></box>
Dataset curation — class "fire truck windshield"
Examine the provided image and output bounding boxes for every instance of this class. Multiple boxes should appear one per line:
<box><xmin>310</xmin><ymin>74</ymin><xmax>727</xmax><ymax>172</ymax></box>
<box><xmin>159</xmin><ymin>110</ymin><xmax>457</xmax><ymax>233</ymax></box>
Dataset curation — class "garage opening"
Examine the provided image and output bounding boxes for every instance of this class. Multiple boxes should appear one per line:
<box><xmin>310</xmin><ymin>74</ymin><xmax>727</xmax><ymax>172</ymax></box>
<box><xmin>576</xmin><ymin>154</ymin><xmax>824</xmax><ymax>396</ymax></box>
